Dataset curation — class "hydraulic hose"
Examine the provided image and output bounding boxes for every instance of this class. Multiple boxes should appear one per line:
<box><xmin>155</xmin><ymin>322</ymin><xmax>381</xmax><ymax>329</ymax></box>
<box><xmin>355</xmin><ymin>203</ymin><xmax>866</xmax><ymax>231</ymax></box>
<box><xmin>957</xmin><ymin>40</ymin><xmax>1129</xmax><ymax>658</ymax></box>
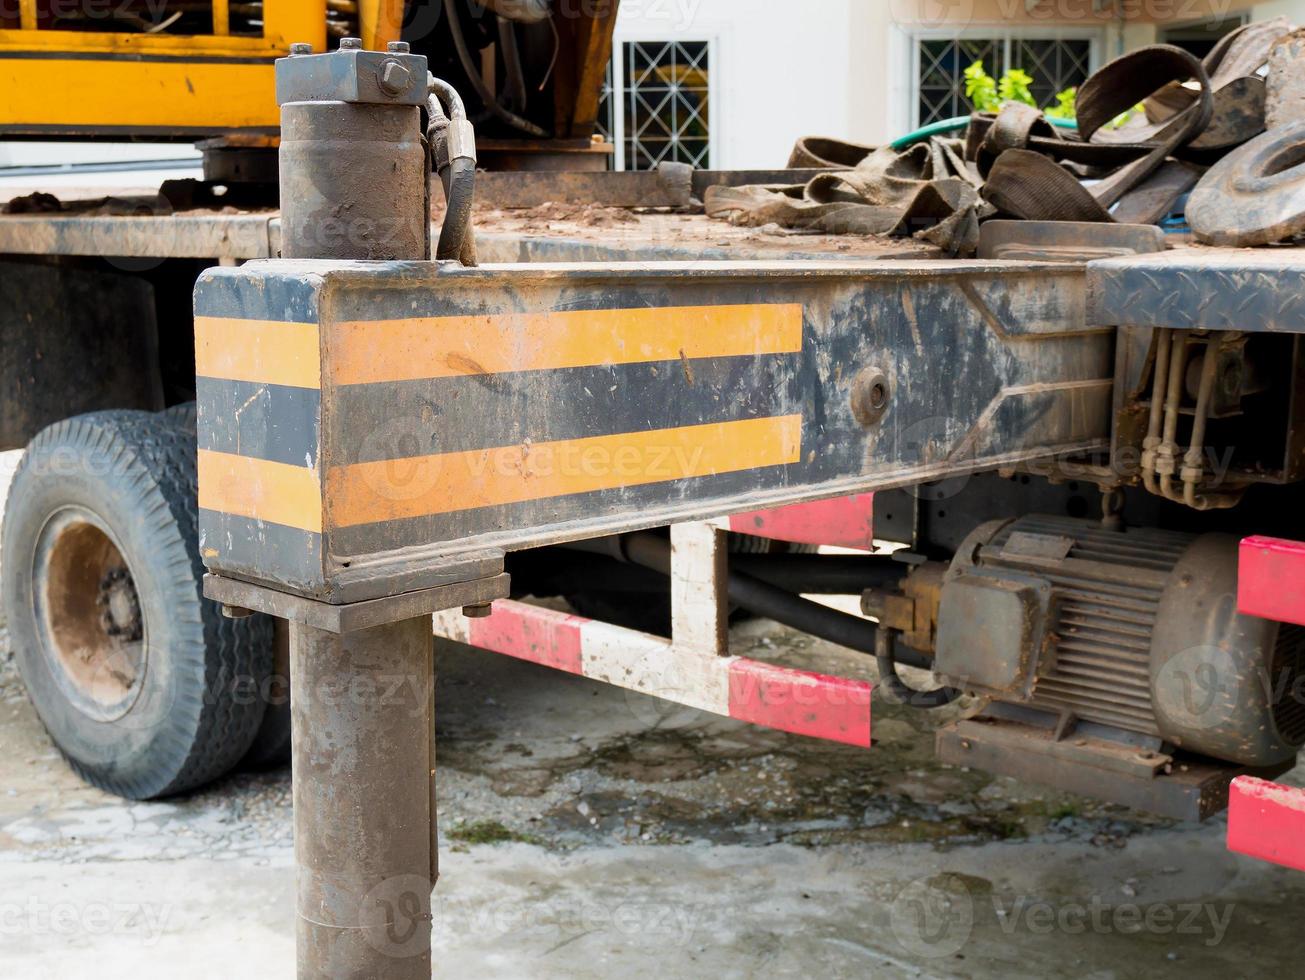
<box><xmin>620</xmin><ymin>532</ymin><xmax>934</xmax><ymax>672</ymax></box>
<box><xmin>874</xmin><ymin>627</ymin><xmax>961</xmax><ymax>709</ymax></box>
<box><xmin>437</xmin><ymin>156</ymin><xmax>477</xmax><ymax>262</ymax></box>
<box><xmin>427</xmin><ymin>78</ymin><xmax>478</xmax><ymax>265</ymax></box>
<box><xmin>444</xmin><ymin>0</ymin><xmax>550</xmax><ymax>137</ymax></box>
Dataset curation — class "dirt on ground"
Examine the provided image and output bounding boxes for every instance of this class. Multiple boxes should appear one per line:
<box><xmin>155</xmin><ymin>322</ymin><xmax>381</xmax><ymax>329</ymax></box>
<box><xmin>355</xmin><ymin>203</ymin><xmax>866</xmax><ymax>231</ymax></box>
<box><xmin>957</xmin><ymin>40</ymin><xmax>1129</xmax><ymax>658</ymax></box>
<box><xmin>2</xmin><ymin>604</ymin><xmax>1304</xmax><ymax>978</ymax></box>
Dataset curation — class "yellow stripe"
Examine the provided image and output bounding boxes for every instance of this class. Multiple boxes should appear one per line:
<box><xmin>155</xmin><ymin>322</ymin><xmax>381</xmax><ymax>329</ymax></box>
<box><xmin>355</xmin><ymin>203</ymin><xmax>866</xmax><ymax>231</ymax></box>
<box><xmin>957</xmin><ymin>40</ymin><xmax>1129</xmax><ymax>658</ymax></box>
<box><xmin>194</xmin><ymin>317</ymin><xmax>321</xmax><ymax>390</ymax></box>
<box><xmin>328</xmin><ymin>416</ymin><xmax>802</xmax><ymax>528</ymax></box>
<box><xmin>198</xmin><ymin>450</ymin><xmax>322</xmax><ymax>534</ymax></box>
<box><xmin>328</xmin><ymin>304</ymin><xmax>804</xmax><ymax>385</ymax></box>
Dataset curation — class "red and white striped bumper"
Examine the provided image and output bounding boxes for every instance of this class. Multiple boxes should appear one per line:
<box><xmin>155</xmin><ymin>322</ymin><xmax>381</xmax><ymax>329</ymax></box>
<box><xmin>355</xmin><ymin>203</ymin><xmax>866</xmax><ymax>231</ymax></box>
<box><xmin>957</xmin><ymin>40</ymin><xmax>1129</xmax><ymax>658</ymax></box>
<box><xmin>434</xmin><ymin>599</ymin><xmax>873</xmax><ymax>748</ymax></box>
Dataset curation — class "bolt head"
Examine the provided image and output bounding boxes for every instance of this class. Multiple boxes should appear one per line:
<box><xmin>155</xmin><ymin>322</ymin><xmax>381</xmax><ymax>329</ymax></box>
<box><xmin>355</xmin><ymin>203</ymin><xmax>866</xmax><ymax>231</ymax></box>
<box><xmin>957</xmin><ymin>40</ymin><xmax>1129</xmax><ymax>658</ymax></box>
<box><xmin>387</xmin><ymin>40</ymin><xmax>411</xmax><ymax>54</ymax></box>
<box><xmin>379</xmin><ymin>60</ymin><xmax>413</xmax><ymax>95</ymax></box>
<box><xmin>289</xmin><ymin>42</ymin><xmax>312</xmax><ymax>55</ymax></box>
<box><xmin>850</xmin><ymin>368</ymin><xmax>892</xmax><ymax>427</ymax></box>
<box><xmin>340</xmin><ymin>37</ymin><xmax>363</xmax><ymax>50</ymax></box>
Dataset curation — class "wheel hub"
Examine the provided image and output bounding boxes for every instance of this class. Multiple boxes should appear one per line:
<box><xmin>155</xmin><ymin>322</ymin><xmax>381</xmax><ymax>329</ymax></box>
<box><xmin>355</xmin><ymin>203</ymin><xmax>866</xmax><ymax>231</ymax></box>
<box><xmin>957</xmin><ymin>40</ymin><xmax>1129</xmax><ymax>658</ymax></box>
<box><xmin>34</xmin><ymin>509</ymin><xmax>147</xmax><ymax>721</ymax></box>
<box><xmin>97</xmin><ymin>567</ymin><xmax>143</xmax><ymax>643</ymax></box>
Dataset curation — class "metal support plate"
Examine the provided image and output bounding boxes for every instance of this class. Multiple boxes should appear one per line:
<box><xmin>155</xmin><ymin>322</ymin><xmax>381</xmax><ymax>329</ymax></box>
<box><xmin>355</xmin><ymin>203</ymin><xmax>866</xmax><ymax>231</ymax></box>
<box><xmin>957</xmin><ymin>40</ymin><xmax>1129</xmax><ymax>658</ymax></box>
<box><xmin>194</xmin><ymin>258</ymin><xmax>1112</xmax><ymax>603</ymax></box>
<box><xmin>1087</xmin><ymin>247</ymin><xmax>1305</xmax><ymax>333</ymax></box>
<box><xmin>938</xmin><ymin>717</ymin><xmax>1292</xmax><ymax>821</ymax></box>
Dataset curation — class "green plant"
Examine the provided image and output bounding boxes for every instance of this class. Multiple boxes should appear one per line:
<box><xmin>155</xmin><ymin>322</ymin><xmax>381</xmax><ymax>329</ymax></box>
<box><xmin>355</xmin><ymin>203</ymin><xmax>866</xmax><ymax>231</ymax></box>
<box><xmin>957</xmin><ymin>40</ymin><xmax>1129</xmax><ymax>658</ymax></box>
<box><xmin>998</xmin><ymin>68</ymin><xmax>1034</xmax><ymax>107</ymax></box>
<box><xmin>963</xmin><ymin>60</ymin><xmax>1078</xmax><ymax>123</ymax></box>
<box><xmin>1044</xmin><ymin>86</ymin><xmax>1077</xmax><ymax>121</ymax></box>
<box><xmin>963</xmin><ymin>60</ymin><xmax>1000</xmax><ymax>112</ymax></box>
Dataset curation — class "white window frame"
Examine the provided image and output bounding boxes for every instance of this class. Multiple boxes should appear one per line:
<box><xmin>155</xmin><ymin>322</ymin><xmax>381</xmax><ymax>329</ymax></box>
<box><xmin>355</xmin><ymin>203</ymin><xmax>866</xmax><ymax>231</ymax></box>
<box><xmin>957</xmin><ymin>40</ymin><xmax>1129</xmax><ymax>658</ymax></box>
<box><xmin>909</xmin><ymin>26</ymin><xmax>1104</xmax><ymax>130</ymax></box>
<box><xmin>606</xmin><ymin>33</ymin><xmax>721</xmax><ymax>173</ymax></box>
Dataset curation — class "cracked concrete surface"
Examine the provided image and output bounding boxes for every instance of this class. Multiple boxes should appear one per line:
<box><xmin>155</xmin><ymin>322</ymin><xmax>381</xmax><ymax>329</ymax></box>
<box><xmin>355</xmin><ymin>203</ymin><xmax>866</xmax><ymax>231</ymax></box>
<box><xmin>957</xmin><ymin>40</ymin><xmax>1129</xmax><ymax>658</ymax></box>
<box><xmin>1</xmin><ymin>449</ymin><xmax>1303</xmax><ymax>977</ymax></box>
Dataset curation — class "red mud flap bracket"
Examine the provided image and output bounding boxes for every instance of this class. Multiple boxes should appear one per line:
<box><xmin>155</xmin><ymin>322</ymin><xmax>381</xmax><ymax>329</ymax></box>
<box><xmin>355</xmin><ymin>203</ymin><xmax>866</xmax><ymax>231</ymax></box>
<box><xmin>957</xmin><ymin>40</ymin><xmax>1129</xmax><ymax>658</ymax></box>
<box><xmin>435</xmin><ymin>598</ymin><xmax>872</xmax><ymax>747</ymax></box>
<box><xmin>722</xmin><ymin>495</ymin><xmax>876</xmax><ymax>551</ymax></box>
<box><xmin>438</xmin><ymin>520</ymin><xmax>875</xmax><ymax>746</ymax></box>
<box><xmin>438</xmin><ymin>520</ymin><xmax>873</xmax><ymax>746</ymax></box>
<box><xmin>1238</xmin><ymin>535</ymin><xmax>1305</xmax><ymax>626</ymax></box>
<box><xmin>1230</xmin><ymin>538</ymin><xmax>1305</xmax><ymax>869</ymax></box>
<box><xmin>1228</xmin><ymin>776</ymin><xmax>1305</xmax><ymax>871</ymax></box>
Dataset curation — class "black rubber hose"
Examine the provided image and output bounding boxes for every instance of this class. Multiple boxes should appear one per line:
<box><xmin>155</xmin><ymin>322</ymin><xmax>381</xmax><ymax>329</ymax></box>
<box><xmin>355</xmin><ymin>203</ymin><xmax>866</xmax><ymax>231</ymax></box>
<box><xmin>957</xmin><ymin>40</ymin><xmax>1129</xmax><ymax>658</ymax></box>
<box><xmin>497</xmin><ymin>15</ymin><xmax>529</xmax><ymax>114</ymax></box>
<box><xmin>730</xmin><ymin>552</ymin><xmax>908</xmax><ymax>595</ymax></box>
<box><xmin>444</xmin><ymin>0</ymin><xmax>549</xmax><ymax>137</ymax></box>
<box><xmin>437</xmin><ymin>156</ymin><xmax>476</xmax><ymax>261</ymax></box>
<box><xmin>875</xmin><ymin>628</ymin><xmax>961</xmax><ymax>708</ymax></box>
<box><xmin>621</xmin><ymin>532</ymin><xmax>934</xmax><ymax>671</ymax></box>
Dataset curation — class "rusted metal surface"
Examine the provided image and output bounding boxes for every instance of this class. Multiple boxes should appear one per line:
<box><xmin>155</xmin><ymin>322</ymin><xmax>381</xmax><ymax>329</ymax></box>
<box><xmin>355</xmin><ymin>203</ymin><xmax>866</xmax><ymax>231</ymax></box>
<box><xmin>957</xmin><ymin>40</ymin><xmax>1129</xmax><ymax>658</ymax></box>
<box><xmin>277</xmin><ymin>44</ymin><xmax>430</xmax><ymax>263</ymax></box>
<box><xmin>938</xmin><ymin>715</ymin><xmax>1292</xmax><ymax>823</ymax></box>
<box><xmin>1089</xmin><ymin>254</ymin><xmax>1305</xmax><ymax>499</ymax></box>
<box><xmin>203</xmin><ymin>571</ymin><xmax>509</xmax><ymax>634</ymax></box>
<box><xmin>1</xmin><ymin>258</ymin><xmax>163</xmax><ymax>451</ymax></box>
<box><xmin>0</xmin><ymin>212</ymin><xmax>277</xmax><ymax>260</ymax></box>
<box><xmin>278</xmin><ymin>101</ymin><xmax>428</xmax><ymax>261</ymax></box>
<box><xmin>193</xmin><ymin>257</ymin><xmax>1112</xmax><ymax>604</ymax></box>
<box><xmin>290</xmin><ymin>615</ymin><xmax>436</xmax><ymax>978</ymax></box>
<box><xmin>932</xmin><ymin>515</ymin><xmax>1305</xmax><ymax>782</ymax></box>
<box><xmin>273</xmin><ymin>43</ymin><xmax>429</xmax><ymax>107</ymax></box>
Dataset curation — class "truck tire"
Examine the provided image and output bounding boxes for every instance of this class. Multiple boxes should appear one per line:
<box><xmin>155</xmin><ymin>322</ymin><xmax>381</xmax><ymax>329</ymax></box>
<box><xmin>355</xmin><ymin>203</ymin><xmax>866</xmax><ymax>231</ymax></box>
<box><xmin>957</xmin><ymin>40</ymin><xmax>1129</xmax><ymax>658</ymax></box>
<box><xmin>1</xmin><ymin>410</ymin><xmax>273</xmax><ymax>798</ymax></box>
<box><xmin>160</xmin><ymin>401</ymin><xmax>198</xmax><ymax>432</ymax></box>
<box><xmin>237</xmin><ymin>618</ymin><xmax>292</xmax><ymax>769</ymax></box>
<box><xmin>157</xmin><ymin>401</ymin><xmax>292</xmax><ymax>772</ymax></box>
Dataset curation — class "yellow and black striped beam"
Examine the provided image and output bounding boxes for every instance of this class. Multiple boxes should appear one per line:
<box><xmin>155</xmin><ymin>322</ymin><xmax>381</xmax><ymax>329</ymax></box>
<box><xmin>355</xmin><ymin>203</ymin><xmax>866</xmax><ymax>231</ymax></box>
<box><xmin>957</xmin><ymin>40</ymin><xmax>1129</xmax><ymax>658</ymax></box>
<box><xmin>194</xmin><ymin>260</ymin><xmax>1111</xmax><ymax>602</ymax></box>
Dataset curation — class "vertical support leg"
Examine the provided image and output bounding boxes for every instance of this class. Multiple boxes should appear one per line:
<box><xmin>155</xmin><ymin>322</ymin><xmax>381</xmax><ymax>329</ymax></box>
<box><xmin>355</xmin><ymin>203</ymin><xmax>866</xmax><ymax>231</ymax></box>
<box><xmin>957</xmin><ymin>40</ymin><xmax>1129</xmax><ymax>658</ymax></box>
<box><xmin>670</xmin><ymin>522</ymin><xmax>729</xmax><ymax>655</ymax></box>
<box><xmin>291</xmin><ymin>616</ymin><xmax>436</xmax><ymax>979</ymax></box>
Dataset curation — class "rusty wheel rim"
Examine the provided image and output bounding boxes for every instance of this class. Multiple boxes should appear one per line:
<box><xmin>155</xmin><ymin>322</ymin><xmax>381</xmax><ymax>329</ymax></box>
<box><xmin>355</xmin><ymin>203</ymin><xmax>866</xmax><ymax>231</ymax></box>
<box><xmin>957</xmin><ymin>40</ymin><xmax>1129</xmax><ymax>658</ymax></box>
<box><xmin>32</xmin><ymin>507</ymin><xmax>147</xmax><ymax>722</ymax></box>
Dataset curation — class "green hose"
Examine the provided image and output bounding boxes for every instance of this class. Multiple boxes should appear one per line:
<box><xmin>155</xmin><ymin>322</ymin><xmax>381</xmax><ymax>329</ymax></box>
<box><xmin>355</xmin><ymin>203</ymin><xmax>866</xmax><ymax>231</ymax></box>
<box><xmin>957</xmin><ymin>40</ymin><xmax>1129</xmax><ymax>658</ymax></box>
<box><xmin>890</xmin><ymin>115</ymin><xmax>1077</xmax><ymax>150</ymax></box>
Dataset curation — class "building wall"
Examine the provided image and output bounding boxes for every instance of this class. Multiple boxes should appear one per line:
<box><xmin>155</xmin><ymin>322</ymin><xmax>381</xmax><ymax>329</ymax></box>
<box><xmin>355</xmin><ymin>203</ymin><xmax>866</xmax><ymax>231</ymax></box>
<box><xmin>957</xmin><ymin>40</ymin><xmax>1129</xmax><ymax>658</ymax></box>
<box><xmin>614</xmin><ymin>0</ymin><xmax>1305</xmax><ymax>166</ymax></box>
<box><xmin>613</xmin><ymin>0</ymin><xmax>859</xmax><ymax>168</ymax></box>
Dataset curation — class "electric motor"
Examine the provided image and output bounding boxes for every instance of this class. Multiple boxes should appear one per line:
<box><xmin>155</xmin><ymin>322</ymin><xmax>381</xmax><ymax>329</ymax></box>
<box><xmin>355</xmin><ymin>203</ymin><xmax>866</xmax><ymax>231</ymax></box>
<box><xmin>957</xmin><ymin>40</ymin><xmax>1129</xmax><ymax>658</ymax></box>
<box><xmin>934</xmin><ymin>515</ymin><xmax>1305</xmax><ymax>767</ymax></box>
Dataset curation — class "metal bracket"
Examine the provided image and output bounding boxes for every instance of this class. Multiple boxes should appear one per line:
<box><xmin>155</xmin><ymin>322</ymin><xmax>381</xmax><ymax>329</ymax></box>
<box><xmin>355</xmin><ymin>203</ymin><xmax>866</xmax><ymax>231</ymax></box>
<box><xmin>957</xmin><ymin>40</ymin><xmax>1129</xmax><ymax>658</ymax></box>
<box><xmin>204</xmin><ymin>572</ymin><xmax>509</xmax><ymax>633</ymax></box>
<box><xmin>275</xmin><ymin>43</ymin><xmax>430</xmax><ymax>107</ymax></box>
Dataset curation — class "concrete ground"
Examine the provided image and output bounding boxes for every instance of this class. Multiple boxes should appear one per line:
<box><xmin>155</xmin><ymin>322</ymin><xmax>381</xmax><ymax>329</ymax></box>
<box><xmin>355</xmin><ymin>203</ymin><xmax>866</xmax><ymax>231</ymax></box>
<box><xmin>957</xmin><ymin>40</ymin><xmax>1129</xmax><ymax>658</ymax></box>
<box><xmin>1</xmin><ymin>450</ymin><xmax>1303</xmax><ymax>978</ymax></box>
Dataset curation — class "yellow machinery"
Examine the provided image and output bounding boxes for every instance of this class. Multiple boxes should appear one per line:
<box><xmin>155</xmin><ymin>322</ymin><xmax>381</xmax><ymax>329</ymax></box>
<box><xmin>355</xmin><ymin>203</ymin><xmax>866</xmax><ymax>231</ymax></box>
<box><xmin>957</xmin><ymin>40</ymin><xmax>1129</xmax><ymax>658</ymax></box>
<box><xmin>0</xmin><ymin>0</ymin><xmax>612</xmax><ymax>149</ymax></box>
